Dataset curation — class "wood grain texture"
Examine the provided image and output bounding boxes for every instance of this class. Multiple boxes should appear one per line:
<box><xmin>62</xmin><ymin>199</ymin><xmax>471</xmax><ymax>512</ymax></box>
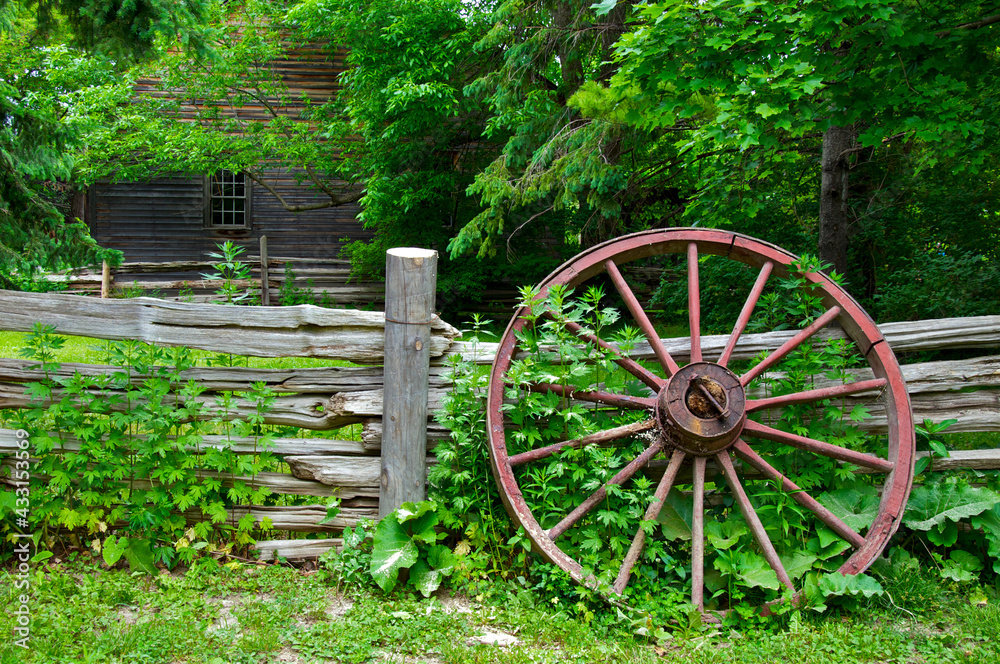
<box><xmin>441</xmin><ymin>316</ymin><xmax>1000</xmax><ymax>366</ymax></box>
<box><xmin>254</xmin><ymin>538</ymin><xmax>343</xmax><ymax>560</ymax></box>
<box><xmin>0</xmin><ymin>381</ymin><xmax>352</xmax><ymax>430</ymax></box>
<box><xmin>0</xmin><ymin>289</ymin><xmax>458</xmax><ymax>361</ymax></box>
<box><xmin>0</xmin><ymin>429</ymin><xmax>369</xmax><ymax>456</ymax></box>
<box><xmin>0</xmin><ymin>460</ymin><xmax>376</xmax><ymax>499</ymax></box>
<box><xmin>380</xmin><ymin>248</ymin><xmax>437</xmax><ymax>517</ymax></box>
<box><xmin>0</xmin><ymin>358</ymin><xmax>450</xmax><ymax>394</ymax></box>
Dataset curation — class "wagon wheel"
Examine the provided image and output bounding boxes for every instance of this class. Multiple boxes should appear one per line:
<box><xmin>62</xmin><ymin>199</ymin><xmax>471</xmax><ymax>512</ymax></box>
<box><xmin>486</xmin><ymin>228</ymin><xmax>915</xmax><ymax>615</ymax></box>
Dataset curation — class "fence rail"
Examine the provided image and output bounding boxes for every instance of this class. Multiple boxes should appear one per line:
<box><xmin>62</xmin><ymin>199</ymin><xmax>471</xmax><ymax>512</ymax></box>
<box><xmin>0</xmin><ymin>284</ymin><xmax>998</xmax><ymax>560</ymax></box>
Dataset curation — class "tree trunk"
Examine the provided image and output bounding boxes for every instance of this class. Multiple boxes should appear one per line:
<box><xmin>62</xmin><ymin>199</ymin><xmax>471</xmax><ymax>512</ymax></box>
<box><xmin>819</xmin><ymin>125</ymin><xmax>854</xmax><ymax>276</ymax></box>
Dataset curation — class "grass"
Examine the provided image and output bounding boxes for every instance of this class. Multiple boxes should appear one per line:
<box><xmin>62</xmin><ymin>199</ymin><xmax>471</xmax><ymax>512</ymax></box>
<box><xmin>2</xmin><ymin>560</ymin><xmax>999</xmax><ymax>664</ymax></box>
<box><xmin>0</xmin><ymin>331</ymin><xmax>341</xmax><ymax>370</ymax></box>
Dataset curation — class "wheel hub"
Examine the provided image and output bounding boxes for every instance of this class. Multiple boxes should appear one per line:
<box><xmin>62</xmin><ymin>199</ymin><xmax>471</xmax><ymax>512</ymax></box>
<box><xmin>656</xmin><ymin>362</ymin><xmax>747</xmax><ymax>456</ymax></box>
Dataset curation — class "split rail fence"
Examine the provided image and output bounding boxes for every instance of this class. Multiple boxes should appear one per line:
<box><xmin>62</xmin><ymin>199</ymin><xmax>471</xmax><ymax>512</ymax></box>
<box><xmin>48</xmin><ymin>236</ymin><xmax>385</xmax><ymax>307</ymax></box>
<box><xmin>1</xmin><ymin>278</ymin><xmax>999</xmax><ymax>560</ymax></box>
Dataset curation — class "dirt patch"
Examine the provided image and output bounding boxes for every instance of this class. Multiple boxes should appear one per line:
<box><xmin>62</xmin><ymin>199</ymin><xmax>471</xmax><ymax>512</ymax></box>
<box><xmin>437</xmin><ymin>593</ymin><xmax>475</xmax><ymax>615</ymax></box>
<box><xmin>206</xmin><ymin>595</ymin><xmax>244</xmax><ymax>634</ymax></box>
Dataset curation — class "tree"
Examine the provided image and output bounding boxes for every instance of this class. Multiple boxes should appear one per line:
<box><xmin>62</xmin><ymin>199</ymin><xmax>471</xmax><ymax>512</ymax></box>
<box><xmin>603</xmin><ymin>0</ymin><xmax>1000</xmax><ymax>279</ymax></box>
<box><xmin>0</xmin><ymin>0</ymin><xmax>211</xmax><ymax>286</ymax></box>
<box><xmin>449</xmin><ymin>0</ymin><xmax>664</xmax><ymax>259</ymax></box>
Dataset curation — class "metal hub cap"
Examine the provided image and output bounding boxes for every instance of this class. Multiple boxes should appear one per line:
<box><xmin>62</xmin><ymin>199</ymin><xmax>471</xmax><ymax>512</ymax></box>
<box><xmin>656</xmin><ymin>362</ymin><xmax>747</xmax><ymax>456</ymax></box>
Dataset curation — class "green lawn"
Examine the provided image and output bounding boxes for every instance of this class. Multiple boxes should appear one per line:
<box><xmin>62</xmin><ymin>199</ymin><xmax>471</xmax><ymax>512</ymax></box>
<box><xmin>0</xmin><ymin>331</ymin><xmax>345</xmax><ymax>369</ymax></box>
<box><xmin>2</xmin><ymin>561</ymin><xmax>998</xmax><ymax>664</ymax></box>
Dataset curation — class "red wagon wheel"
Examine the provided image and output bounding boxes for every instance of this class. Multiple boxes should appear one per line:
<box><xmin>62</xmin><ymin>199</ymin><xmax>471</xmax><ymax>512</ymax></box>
<box><xmin>486</xmin><ymin>228</ymin><xmax>915</xmax><ymax>614</ymax></box>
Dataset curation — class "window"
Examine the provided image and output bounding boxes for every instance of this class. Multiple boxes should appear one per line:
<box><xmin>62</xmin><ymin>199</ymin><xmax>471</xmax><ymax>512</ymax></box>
<box><xmin>207</xmin><ymin>170</ymin><xmax>251</xmax><ymax>228</ymax></box>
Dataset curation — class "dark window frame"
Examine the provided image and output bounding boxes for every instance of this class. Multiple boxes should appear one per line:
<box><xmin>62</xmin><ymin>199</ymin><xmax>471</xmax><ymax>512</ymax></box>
<box><xmin>205</xmin><ymin>170</ymin><xmax>252</xmax><ymax>229</ymax></box>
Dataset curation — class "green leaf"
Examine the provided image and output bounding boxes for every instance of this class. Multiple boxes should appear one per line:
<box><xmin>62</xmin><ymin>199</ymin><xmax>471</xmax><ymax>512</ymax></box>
<box><xmin>818</xmin><ymin>486</ymin><xmax>879</xmax><ymax>531</ymax></box>
<box><xmin>779</xmin><ymin>550</ymin><xmax>818</xmax><ymax>581</ymax></box>
<box><xmin>656</xmin><ymin>489</ymin><xmax>692</xmax><ymax>541</ymax></box>
<box><xmin>409</xmin><ymin>559</ymin><xmax>443</xmax><ymax>597</ymax></box>
<box><xmin>904</xmin><ymin>482</ymin><xmax>1000</xmax><ymax>531</ymax></box>
<box><xmin>926</xmin><ymin>520</ymin><xmax>958</xmax><ymax>547</ymax></box>
<box><xmin>591</xmin><ymin>0</ymin><xmax>618</xmax><ymax>16</ymax></box>
<box><xmin>319</xmin><ymin>504</ymin><xmax>341</xmax><ymax>526</ymax></box>
<box><xmin>103</xmin><ymin>536</ymin><xmax>128</xmax><ymax>567</ymax></box>
<box><xmin>818</xmin><ymin>572</ymin><xmax>884</xmax><ymax>599</ymax></box>
<box><xmin>395</xmin><ymin>501</ymin><xmax>435</xmax><ymax>523</ymax></box>
<box><xmin>704</xmin><ymin>519</ymin><xmax>747</xmax><ymax>550</ymax></box>
<box><xmin>715</xmin><ymin>551</ymin><xmax>780</xmax><ymax>590</ymax></box>
<box><xmin>30</xmin><ymin>550</ymin><xmax>54</xmax><ymax>564</ymax></box>
<box><xmin>124</xmin><ymin>538</ymin><xmax>158</xmax><ymax>575</ymax></box>
<box><xmin>369</xmin><ymin>516</ymin><xmax>418</xmax><ymax>593</ymax></box>
<box><xmin>940</xmin><ymin>550</ymin><xmax>983</xmax><ymax>582</ymax></box>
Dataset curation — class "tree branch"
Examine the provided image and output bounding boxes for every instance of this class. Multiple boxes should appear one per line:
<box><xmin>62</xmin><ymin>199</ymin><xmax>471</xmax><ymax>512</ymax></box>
<box><xmin>245</xmin><ymin>172</ymin><xmax>364</xmax><ymax>212</ymax></box>
<box><xmin>936</xmin><ymin>13</ymin><xmax>1000</xmax><ymax>37</ymax></box>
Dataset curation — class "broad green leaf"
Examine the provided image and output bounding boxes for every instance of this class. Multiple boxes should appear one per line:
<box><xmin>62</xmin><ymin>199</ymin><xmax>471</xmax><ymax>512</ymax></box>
<box><xmin>940</xmin><ymin>550</ymin><xmax>983</xmax><ymax>583</ymax></box>
<box><xmin>103</xmin><ymin>536</ymin><xmax>128</xmax><ymax>567</ymax></box>
<box><xmin>408</xmin><ymin>511</ymin><xmax>441</xmax><ymax>545</ymax></box>
<box><xmin>370</xmin><ymin>516</ymin><xmax>418</xmax><ymax>593</ymax></box>
<box><xmin>591</xmin><ymin>0</ymin><xmax>618</xmax><ymax>17</ymax></box>
<box><xmin>779</xmin><ymin>550</ymin><xmax>818</xmax><ymax>581</ymax></box>
<box><xmin>818</xmin><ymin>573</ymin><xmax>883</xmax><ymax>599</ymax></box>
<box><xmin>656</xmin><ymin>489</ymin><xmax>692</xmax><ymax>541</ymax></box>
<box><xmin>715</xmin><ymin>551</ymin><xmax>780</xmax><ymax>590</ymax></box>
<box><xmin>926</xmin><ymin>520</ymin><xmax>958</xmax><ymax>547</ymax></box>
<box><xmin>124</xmin><ymin>538</ymin><xmax>158</xmax><ymax>576</ymax></box>
<box><xmin>818</xmin><ymin>486</ymin><xmax>879</xmax><ymax>531</ymax></box>
<box><xmin>395</xmin><ymin>501</ymin><xmax>435</xmax><ymax>523</ymax></box>
<box><xmin>704</xmin><ymin>519</ymin><xmax>747</xmax><ymax>550</ymax></box>
<box><xmin>409</xmin><ymin>559</ymin><xmax>444</xmax><ymax>597</ymax></box>
<box><xmin>904</xmin><ymin>482</ymin><xmax>1000</xmax><ymax>531</ymax></box>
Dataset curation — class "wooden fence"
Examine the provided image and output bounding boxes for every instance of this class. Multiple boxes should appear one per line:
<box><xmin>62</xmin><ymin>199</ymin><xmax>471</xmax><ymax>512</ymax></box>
<box><xmin>48</xmin><ymin>236</ymin><xmax>385</xmax><ymax>307</ymax></box>
<box><xmin>1</xmin><ymin>284</ymin><xmax>999</xmax><ymax>560</ymax></box>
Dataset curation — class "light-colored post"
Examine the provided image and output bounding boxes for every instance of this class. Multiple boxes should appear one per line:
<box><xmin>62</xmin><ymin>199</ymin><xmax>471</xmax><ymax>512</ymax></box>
<box><xmin>379</xmin><ymin>247</ymin><xmax>437</xmax><ymax>518</ymax></box>
<box><xmin>259</xmin><ymin>235</ymin><xmax>270</xmax><ymax>306</ymax></box>
<box><xmin>100</xmin><ymin>261</ymin><xmax>111</xmax><ymax>298</ymax></box>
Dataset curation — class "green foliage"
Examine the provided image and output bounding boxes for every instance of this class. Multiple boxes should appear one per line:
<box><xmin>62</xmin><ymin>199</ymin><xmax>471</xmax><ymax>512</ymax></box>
<box><xmin>368</xmin><ymin>501</ymin><xmax>455</xmax><ymax>596</ymax></box>
<box><xmin>320</xmin><ymin>519</ymin><xmax>375</xmax><ymax>590</ymax></box>
<box><xmin>202</xmin><ymin>240</ymin><xmax>254</xmax><ymax>304</ymax></box>
<box><xmin>0</xmin><ymin>0</ymin><xmax>210</xmax><ymax>283</ymax></box>
<box><xmin>8</xmin><ymin>323</ymin><xmax>278</xmax><ymax>567</ymax></box>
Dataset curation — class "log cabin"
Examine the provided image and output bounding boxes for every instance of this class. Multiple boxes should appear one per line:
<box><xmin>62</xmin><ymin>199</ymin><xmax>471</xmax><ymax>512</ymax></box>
<box><xmin>84</xmin><ymin>39</ymin><xmax>372</xmax><ymax>266</ymax></box>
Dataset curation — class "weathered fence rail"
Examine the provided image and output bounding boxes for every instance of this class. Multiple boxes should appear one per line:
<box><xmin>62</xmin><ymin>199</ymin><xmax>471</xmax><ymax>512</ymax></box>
<box><xmin>0</xmin><ymin>283</ymin><xmax>998</xmax><ymax>560</ymax></box>
<box><xmin>50</xmin><ymin>249</ymin><xmax>385</xmax><ymax>306</ymax></box>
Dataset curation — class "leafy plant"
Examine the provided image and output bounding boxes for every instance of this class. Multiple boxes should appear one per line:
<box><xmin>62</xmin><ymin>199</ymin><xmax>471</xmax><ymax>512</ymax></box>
<box><xmin>202</xmin><ymin>241</ymin><xmax>254</xmax><ymax>304</ymax></box>
<box><xmin>368</xmin><ymin>501</ymin><xmax>456</xmax><ymax>597</ymax></box>
<box><xmin>12</xmin><ymin>323</ymin><xmax>277</xmax><ymax>567</ymax></box>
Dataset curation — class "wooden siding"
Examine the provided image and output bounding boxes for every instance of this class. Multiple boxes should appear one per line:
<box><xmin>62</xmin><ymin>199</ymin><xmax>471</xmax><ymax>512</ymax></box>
<box><xmin>88</xmin><ymin>169</ymin><xmax>368</xmax><ymax>264</ymax></box>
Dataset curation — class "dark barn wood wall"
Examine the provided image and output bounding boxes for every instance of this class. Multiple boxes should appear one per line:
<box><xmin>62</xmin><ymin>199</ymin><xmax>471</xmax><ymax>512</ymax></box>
<box><xmin>88</xmin><ymin>172</ymin><xmax>366</xmax><ymax>264</ymax></box>
<box><xmin>87</xmin><ymin>41</ymin><xmax>372</xmax><ymax>264</ymax></box>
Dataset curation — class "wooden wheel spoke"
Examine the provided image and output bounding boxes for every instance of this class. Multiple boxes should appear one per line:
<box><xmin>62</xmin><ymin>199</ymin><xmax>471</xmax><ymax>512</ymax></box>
<box><xmin>733</xmin><ymin>439</ymin><xmax>866</xmax><ymax>548</ymax></box>
<box><xmin>508</xmin><ymin>419</ymin><xmax>657</xmax><ymax>467</ymax></box>
<box><xmin>747</xmin><ymin>378</ymin><xmax>887</xmax><ymax>413</ymax></box>
<box><xmin>688</xmin><ymin>243</ymin><xmax>702</xmax><ymax>363</ymax></box>
<box><xmin>552</xmin><ymin>315</ymin><xmax>665</xmax><ymax>391</ymax></box>
<box><xmin>524</xmin><ymin>382</ymin><xmax>656</xmax><ymax>410</ymax></box>
<box><xmin>605</xmin><ymin>259</ymin><xmax>681</xmax><ymax>377</ymax></box>
<box><xmin>742</xmin><ymin>420</ymin><xmax>895</xmax><ymax>472</ymax></box>
<box><xmin>718</xmin><ymin>262</ymin><xmax>773</xmax><ymax>367</ymax></box>
<box><xmin>716</xmin><ymin>451</ymin><xmax>794</xmax><ymax>590</ymax></box>
<box><xmin>548</xmin><ymin>440</ymin><xmax>664</xmax><ymax>541</ymax></box>
<box><xmin>691</xmin><ymin>456</ymin><xmax>707</xmax><ymax>611</ymax></box>
<box><xmin>740</xmin><ymin>306</ymin><xmax>841</xmax><ymax>386</ymax></box>
<box><xmin>613</xmin><ymin>449</ymin><xmax>686</xmax><ymax>594</ymax></box>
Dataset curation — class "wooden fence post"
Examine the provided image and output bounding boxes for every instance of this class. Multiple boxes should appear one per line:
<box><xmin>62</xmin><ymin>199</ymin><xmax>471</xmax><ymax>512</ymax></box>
<box><xmin>100</xmin><ymin>261</ymin><xmax>111</xmax><ymax>298</ymax></box>
<box><xmin>379</xmin><ymin>247</ymin><xmax>438</xmax><ymax>518</ymax></box>
<box><xmin>259</xmin><ymin>235</ymin><xmax>270</xmax><ymax>306</ymax></box>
